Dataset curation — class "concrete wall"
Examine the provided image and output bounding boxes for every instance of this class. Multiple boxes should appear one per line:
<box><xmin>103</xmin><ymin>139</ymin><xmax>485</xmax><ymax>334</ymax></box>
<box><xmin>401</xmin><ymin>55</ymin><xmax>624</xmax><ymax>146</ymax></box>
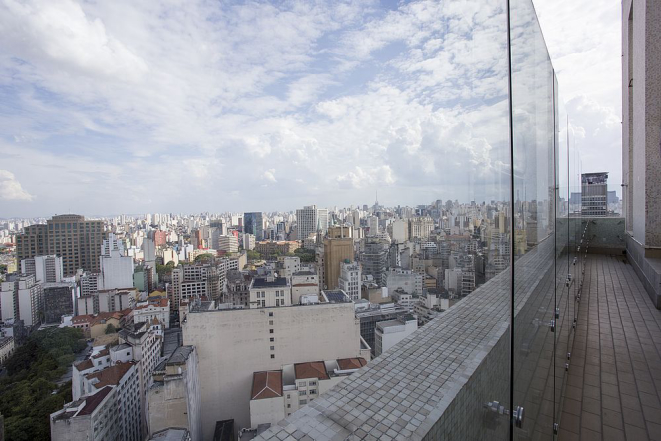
<box><xmin>182</xmin><ymin>302</ymin><xmax>362</xmax><ymax>439</ymax></box>
<box><xmin>249</xmin><ymin>397</ymin><xmax>285</xmax><ymax>428</ymax></box>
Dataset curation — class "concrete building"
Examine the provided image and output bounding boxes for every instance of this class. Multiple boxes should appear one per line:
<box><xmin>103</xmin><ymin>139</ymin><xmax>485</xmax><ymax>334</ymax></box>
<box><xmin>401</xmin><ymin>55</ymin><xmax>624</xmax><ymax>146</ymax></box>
<box><xmin>374</xmin><ymin>314</ymin><xmax>418</xmax><ymax>357</ymax></box>
<box><xmin>355</xmin><ymin>303</ymin><xmax>410</xmax><ymax>355</ymax></box>
<box><xmin>276</xmin><ymin>256</ymin><xmax>300</xmax><ymax>278</ymax></box>
<box><xmin>43</xmin><ymin>282</ymin><xmax>75</xmax><ymax>324</ymax></box>
<box><xmin>360</xmin><ymin>239</ymin><xmax>388</xmax><ymax>287</ymax></box>
<box><xmin>224</xmin><ymin>270</ymin><xmax>252</xmax><ymax>307</ymax></box>
<box><xmin>182</xmin><ymin>300</ymin><xmax>364</xmax><ymax>439</ymax></box>
<box><xmin>385</xmin><ymin>267</ymin><xmax>423</xmax><ymax>295</ymax></box>
<box><xmin>622</xmin><ymin>0</ymin><xmax>661</xmax><ymax>307</ymax></box>
<box><xmin>291</xmin><ymin>271</ymin><xmax>319</xmax><ymax>304</ymax></box>
<box><xmin>322</xmin><ymin>228</ymin><xmax>354</xmax><ymax>290</ymax></box>
<box><xmin>20</xmin><ymin>255</ymin><xmax>63</xmax><ymax>283</ymax></box>
<box><xmin>338</xmin><ymin>261</ymin><xmax>361</xmax><ymax>301</ymax></box>
<box><xmin>391</xmin><ymin>219</ymin><xmax>409</xmax><ymax>243</ymax></box>
<box><xmin>218</xmin><ymin>235</ymin><xmax>239</xmax><ymax>253</ymax></box>
<box><xmin>169</xmin><ymin>263</ymin><xmax>222</xmax><ymax>309</ymax></box>
<box><xmin>16</xmin><ymin>214</ymin><xmax>106</xmax><ymax>277</ymax></box>
<box><xmin>254</xmin><ymin>241</ymin><xmax>300</xmax><ymax>259</ymax></box>
<box><xmin>148</xmin><ymin>346</ymin><xmax>201</xmax><ymax>441</ymax></box>
<box><xmin>50</xmin><ymin>386</ymin><xmax>120</xmax><ymax>441</ymax></box>
<box><xmin>1</xmin><ymin>274</ymin><xmax>43</xmax><ymax>328</ymax></box>
<box><xmin>249</xmin><ymin>357</ymin><xmax>367</xmax><ymax>427</ymax></box>
<box><xmin>242</xmin><ymin>233</ymin><xmax>256</xmax><ymax>251</ymax></box>
<box><xmin>99</xmin><ymin>233</ymin><xmax>135</xmax><ymax>290</ymax></box>
<box><xmin>134</xmin><ymin>298</ymin><xmax>170</xmax><ymax>328</ymax></box>
<box><xmin>98</xmin><ymin>288</ymin><xmax>137</xmax><ymax>313</ymax></box>
<box><xmin>296</xmin><ymin>205</ymin><xmax>320</xmax><ymax>240</ymax></box>
<box><xmin>409</xmin><ymin>216</ymin><xmax>435</xmax><ymax>239</ymax></box>
<box><xmin>249</xmin><ymin>275</ymin><xmax>291</xmax><ymax>308</ymax></box>
<box><xmin>581</xmin><ymin>172</ymin><xmax>609</xmax><ymax>217</ymax></box>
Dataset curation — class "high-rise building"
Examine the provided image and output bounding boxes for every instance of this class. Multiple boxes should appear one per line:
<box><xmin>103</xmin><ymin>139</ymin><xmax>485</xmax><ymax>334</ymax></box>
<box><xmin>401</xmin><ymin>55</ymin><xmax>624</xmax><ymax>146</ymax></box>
<box><xmin>20</xmin><ymin>255</ymin><xmax>63</xmax><ymax>283</ymax></box>
<box><xmin>322</xmin><ymin>228</ymin><xmax>354</xmax><ymax>290</ymax></box>
<box><xmin>581</xmin><ymin>172</ymin><xmax>609</xmax><ymax>216</ymax></box>
<box><xmin>361</xmin><ymin>239</ymin><xmax>388</xmax><ymax>287</ymax></box>
<box><xmin>243</xmin><ymin>212</ymin><xmax>264</xmax><ymax>241</ymax></box>
<box><xmin>409</xmin><ymin>216</ymin><xmax>435</xmax><ymax>239</ymax></box>
<box><xmin>338</xmin><ymin>261</ymin><xmax>361</xmax><ymax>301</ymax></box>
<box><xmin>99</xmin><ymin>233</ymin><xmax>134</xmax><ymax>290</ymax></box>
<box><xmin>43</xmin><ymin>282</ymin><xmax>75</xmax><ymax>324</ymax></box>
<box><xmin>16</xmin><ymin>214</ymin><xmax>106</xmax><ymax>277</ymax></box>
<box><xmin>295</xmin><ymin>205</ymin><xmax>318</xmax><ymax>242</ymax></box>
<box><xmin>1</xmin><ymin>274</ymin><xmax>43</xmax><ymax>328</ymax></box>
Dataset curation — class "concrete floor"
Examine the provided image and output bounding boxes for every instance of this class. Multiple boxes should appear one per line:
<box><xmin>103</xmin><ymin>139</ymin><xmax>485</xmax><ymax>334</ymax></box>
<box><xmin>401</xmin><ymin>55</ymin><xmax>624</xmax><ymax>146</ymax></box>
<box><xmin>559</xmin><ymin>255</ymin><xmax>661</xmax><ymax>440</ymax></box>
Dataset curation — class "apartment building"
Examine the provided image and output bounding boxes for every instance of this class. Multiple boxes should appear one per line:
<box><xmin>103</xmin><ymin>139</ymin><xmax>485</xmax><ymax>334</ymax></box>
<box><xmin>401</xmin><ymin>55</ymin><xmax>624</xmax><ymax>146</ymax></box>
<box><xmin>20</xmin><ymin>255</ymin><xmax>63</xmax><ymax>283</ymax></box>
<box><xmin>249</xmin><ymin>357</ymin><xmax>367</xmax><ymax>428</ymax></box>
<box><xmin>249</xmin><ymin>275</ymin><xmax>291</xmax><ymax>308</ymax></box>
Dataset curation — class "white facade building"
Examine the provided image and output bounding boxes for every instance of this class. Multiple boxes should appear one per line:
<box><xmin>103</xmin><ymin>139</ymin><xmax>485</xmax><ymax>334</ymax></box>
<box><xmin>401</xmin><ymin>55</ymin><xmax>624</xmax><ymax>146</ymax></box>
<box><xmin>374</xmin><ymin>315</ymin><xmax>418</xmax><ymax>357</ymax></box>
<box><xmin>21</xmin><ymin>255</ymin><xmax>63</xmax><ymax>283</ymax></box>
<box><xmin>218</xmin><ymin>235</ymin><xmax>239</xmax><ymax>253</ymax></box>
<box><xmin>182</xmin><ymin>300</ymin><xmax>364</xmax><ymax>439</ymax></box>
<box><xmin>133</xmin><ymin>298</ymin><xmax>170</xmax><ymax>328</ymax></box>
<box><xmin>1</xmin><ymin>274</ymin><xmax>43</xmax><ymax>327</ymax></box>
<box><xmin>99</xmin><ymin>234</ymin><xmax>135</xmax><ymax>290</ymax></box>
<box><xmin>338</xmin><ymin>262</ymin><xmax>361</xmax><ymax>301</ymax></box>
<box><xmin>385</xmin><ymin>268</ymin><xmax>423</xmax><ymax>295</ymax></box>
<box><xmin>291</xmin><ymin>271</ymin><xmax>319</xmax><ymax>304</ymax></box>
<box><xmin>249</xmin><ymin>276</ymin><xmax>291</xmax><ymax>308</ymax></box>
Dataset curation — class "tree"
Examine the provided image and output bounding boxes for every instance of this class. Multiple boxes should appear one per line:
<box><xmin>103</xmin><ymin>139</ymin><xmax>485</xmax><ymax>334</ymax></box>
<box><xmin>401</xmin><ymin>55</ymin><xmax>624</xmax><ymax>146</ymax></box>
<box><xmin>194</xmin><ymin>253</ymin><xmax>215</xmax><ymax>263</ymax></box>
<box><xmin>105</xmin><ymin>323</ymin><xmax>117</xmax><ymax>334</ymax></box>
<box><xmin>247</xmin><ymin>250</ymin><xmax>262</xmax><ymax>261</ymax></box>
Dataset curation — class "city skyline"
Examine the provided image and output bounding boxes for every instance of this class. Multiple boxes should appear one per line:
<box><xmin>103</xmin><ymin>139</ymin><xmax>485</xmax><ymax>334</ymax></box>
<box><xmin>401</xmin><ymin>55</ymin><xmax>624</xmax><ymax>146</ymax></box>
<box><xmin>0</xmin><ymin>0</ymin><xmax>621</xmax><ymax>218</ymax></box>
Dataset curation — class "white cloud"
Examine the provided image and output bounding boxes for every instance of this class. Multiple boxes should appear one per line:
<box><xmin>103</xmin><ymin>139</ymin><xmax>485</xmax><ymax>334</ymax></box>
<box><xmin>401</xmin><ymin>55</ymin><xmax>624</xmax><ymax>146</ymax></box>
<box><xmin>0</xmin><ymin>170</ymin><xmax>33</xmax><ymax>201</ymax></box>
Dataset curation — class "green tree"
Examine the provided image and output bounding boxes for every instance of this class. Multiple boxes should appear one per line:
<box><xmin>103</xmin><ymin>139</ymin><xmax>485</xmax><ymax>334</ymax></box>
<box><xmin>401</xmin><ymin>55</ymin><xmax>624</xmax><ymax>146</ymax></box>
<box><xmin>194</xmin><ymin>253</ymin><xmax>215</xmax><ymax>263</ymax></box>
<box><xmin>105</xmin><ymin>323</ymin><xmax>117</xmax><ymax>334</ymax></box>
<box><xmin>246</xmin><ymin>250</ymin><xmax>262</xmax><ymax>261</ymax></box>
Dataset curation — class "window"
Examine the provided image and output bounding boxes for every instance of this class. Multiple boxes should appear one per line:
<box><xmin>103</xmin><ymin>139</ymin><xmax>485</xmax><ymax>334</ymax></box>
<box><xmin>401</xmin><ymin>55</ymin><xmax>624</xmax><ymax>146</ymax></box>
<box><xmin>270</xmin><ymin>337</ymin><xmax>274</xmax><ymax>342</ymax></box>
<box><xmin>287</xmin><ymin>404</ymin><xmax>291</xmax><ymax>408</ymax></box>
<box><xmin>310</xmin><ymin>389</ymin><xmax>317</xmax><ymax>394</ymax></box>
<box><xmin>270</xmin><ymin>346</ymin><xmax>274</xmax><ymax>350</ymax></box>
<box><xmin>269</xmin><ymin>320</ymin><xmax>273</xmax><ymax>325</ymax></box>
<box><xmin>268</xmin><ymin>312</ymin><xmax>273</xmax><ymax>317</ymax></box>
<box><xmin>299</xmin><ymin>400</ymin><xmax>307</xmax><ymax>405</ymax></box>
<box><xmin>309</xmin><ymin>381</ymin><xmax>317</xmax><ymax>386</ymax></box>
<box><xmin>270</xmin><ymin>354</ymin><xmax>275</xmax><ymax>359</ymax></box>
<box><xmin>269</xmin><ymin>329</ymin><xmax>274</xmax><ymax>334</ymax></box>
<box><xmin>299</xmin><ymin>390</ymin><xmax>306</xmax><ymax>396</ymax></box>
<box><xmin>286</xmin><ymin>394</ymin><xmax>290</xmax><ymax>399</ymax></box>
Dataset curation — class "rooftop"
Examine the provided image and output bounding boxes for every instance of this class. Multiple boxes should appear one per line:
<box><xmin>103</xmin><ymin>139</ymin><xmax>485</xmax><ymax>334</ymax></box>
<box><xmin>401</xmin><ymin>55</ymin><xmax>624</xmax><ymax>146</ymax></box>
<box><xmin>252</xmin><ymin>277</ymin><xmax>289</xmax><ymax>288</ymax></box>
<box><xmin>294</xmin><ymin>361</ymin><xmax>329</xmax><ymax>381</ymax></box>
<box><xmin>148</xmin><ymin>428</ymin><xmax>190</xmax><ymax>441</ymax></box>
<box><xmin>251</xmin><ymin>371</ymin><xmax>283</xmax><ymax>400</ymax></box>
<box><xmin>85</xmin><ymin>362</ymin><xmax>134</xmax><ymax>388</ymax></box>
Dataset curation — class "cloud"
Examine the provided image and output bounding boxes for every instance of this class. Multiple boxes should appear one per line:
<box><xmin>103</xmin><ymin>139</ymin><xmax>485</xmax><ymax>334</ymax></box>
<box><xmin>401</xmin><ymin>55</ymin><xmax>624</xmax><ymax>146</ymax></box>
<box><xmin>0</xmin><ymin>170</ymin><xmax>33</xmax><ymax>201</ymax></box>
<box><xmin>263</xmin><ymin>169</ymin><xmax>277</xmax><ymax>183</ymax></box>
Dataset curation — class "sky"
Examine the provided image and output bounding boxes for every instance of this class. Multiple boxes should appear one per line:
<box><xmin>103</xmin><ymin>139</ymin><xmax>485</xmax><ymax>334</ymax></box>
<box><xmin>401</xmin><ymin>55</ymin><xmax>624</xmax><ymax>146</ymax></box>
<box><xmin>0</xmin><ymin>0</ymin><xmax>622</xmax><ymax>218</ymax></box>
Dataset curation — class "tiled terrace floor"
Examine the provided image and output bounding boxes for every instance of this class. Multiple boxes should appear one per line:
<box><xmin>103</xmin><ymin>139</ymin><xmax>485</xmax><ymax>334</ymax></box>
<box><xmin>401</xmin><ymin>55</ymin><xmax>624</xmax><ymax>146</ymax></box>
<box><xmin>559</xmin><ymin>254</ymin><xmax>661</xmax><ymax>440</ymax></box>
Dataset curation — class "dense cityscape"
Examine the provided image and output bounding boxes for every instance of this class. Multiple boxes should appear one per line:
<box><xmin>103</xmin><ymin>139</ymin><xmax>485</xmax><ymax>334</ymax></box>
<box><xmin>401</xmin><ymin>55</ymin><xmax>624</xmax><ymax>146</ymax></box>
<box><xmin>0</xmin><ymin>184</ymin><xmax>621</xmax><ymax>440</ymax></box>
<box><xmin>3</xmin><ymin>0</ymin><xmax>659</xmax><ymax>439</ymax></box>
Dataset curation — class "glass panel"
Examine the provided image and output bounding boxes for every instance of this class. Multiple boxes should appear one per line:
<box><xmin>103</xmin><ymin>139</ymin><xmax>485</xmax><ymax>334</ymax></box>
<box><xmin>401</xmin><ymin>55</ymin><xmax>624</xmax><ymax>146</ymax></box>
<box><xmin>509</xmin><ymin>0</ymin><xmax>557</xmax><ymax>438</ymax></box>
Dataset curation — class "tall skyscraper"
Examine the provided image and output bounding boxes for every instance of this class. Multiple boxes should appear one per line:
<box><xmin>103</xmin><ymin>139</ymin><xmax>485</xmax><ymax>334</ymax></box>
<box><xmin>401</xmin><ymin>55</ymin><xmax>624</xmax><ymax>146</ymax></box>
<box><xmin>16</xmin><ymin>214</ymin><xmax>106</xmax><ymax>277</ymax></box>
<box><xmin>243</xmin><ymin>212</ymin><xmax>264</xmax><ymax>241</ymax></box>
<box><xmin>296</xmin><ymin>205</ymin><xmax>318</xmax><ymax>242</ymax></box>
<box><xmin>322</xmin><ymin>226</ymin><xmax>354</xmax><ymax>290</ymax></box>
<box><xmin>581</xmin><ymin>172</ymin><xmax>608</xmax><ymax>217</ymax></box>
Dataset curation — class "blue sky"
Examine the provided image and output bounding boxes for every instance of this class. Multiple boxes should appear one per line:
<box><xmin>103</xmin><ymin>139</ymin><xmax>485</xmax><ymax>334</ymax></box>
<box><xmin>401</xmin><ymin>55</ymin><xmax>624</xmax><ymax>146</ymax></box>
<box><xmin>0</xmin><ymin>0</ymin><xmax>621</xmax><ymax>217</ymax></box>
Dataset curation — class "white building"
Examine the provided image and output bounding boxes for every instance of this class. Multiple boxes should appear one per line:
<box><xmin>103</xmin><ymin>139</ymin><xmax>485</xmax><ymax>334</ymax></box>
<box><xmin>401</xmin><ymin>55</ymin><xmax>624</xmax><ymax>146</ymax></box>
<box><xmin>249</xmin><ymin>275</ymin><xmax>291</xmax><ymax>308</ymax></box>
<box><xmin>338</xmin><ymin>261</ymin><xmax>361</xmax><ymax>301</ymax></box>
<box><xmin>21</xmin><ymin>255</ymin><xmax>63</xmax><ymax>283</ymax></box>
<box><xmin>182</xmin><ymin>300</ymin><xmax>365</xmax><ymax>439</ymax></box>
<box><xmin>242</xmin><ymin>233</ymin><xmax>256</xmax><ymax>251</ymax></box>
<box><xmin>374</xmin><ymin>314</ymin><xmax>418</xmax><ymax>357</ymax></box>
<box><xmin>218</xmin><ymin>235</ymin><xmax>239</xmax><ymax>253</ymax></box>
<box><xmin>277</xmin><ymin>256</ymin><xmax>300</xmax><ymax>278</ymax></box>
<box><xmin>1</xmin><ymin>274</ymin><xmax>43</xmax><ymax>327</ymax></box>
<box><xmin>50</xmin><ymin>386</ymin><xmax>120</xmax><ymax>441</ymax></box>
<box><xmin>133</xmin><ymin>298</ymin><xmax>170</xmax><ymax>328</ymax></box>
<box><xmin>291</xmin><ymin>271</ymin><xmax>319</xmax><ymax>304</ymax></box>
<box><xmin>391</xmin><ymin>219</ymin><xmax>409</xmax><ymax>244</ymax></box>
<box><xmin>147</xmin><ymin>346</ymin><xmax>201</xmax><ymax>441</ymax></box>
<box><xmin>99</xmin><ymin>234</ymin><xmax>135</xmax><ymax>290</ymax></box>
<box><xmin>385</xmin><ymin>268</ymin><xmax>423</xmax><ymax>296</ymax></box>
<box><xmin>295</xmin><ymin>205</ymin><xmax>319</xmax><ymax>242</ymax></box>
<box><xmin>409</xmin><ymin>217</ymin><xmax>435</xmax><ymax>239</ymax></box>
<box><xmin>98</xmin><ymin>288</ymin><xmax>137</xmax><ymax>313</ymax></box>
<box><xmin>249</xmin><ymin>357</ymin><xmax>367</xmax><ymax>428</ymax></box>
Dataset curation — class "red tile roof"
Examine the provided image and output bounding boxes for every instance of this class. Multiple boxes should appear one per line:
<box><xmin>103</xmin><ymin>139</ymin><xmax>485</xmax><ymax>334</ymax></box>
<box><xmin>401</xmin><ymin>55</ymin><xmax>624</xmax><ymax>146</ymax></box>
<box><xmin>85</xmin><ymin>362</ymin><xmax>135</xmax><ymax>388</ymax></box>
<box><xmin>251</xmin><ymin>371</ymin><xmax>283</xmax><ymax>400</ymax></box>
<box><xmin>294</xmin><ymin>361</ymin><xmax>329</xmax><ymax>380</ymax></box>
<box><xmin>337</xmin><ymin>357</ymin><xmax>367</xmax><ymax>370</ymax></box>
<box><xmin>77</xmin><ymin>386</ymin><xmax>113</xmax><ymax>416</ymax></box>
